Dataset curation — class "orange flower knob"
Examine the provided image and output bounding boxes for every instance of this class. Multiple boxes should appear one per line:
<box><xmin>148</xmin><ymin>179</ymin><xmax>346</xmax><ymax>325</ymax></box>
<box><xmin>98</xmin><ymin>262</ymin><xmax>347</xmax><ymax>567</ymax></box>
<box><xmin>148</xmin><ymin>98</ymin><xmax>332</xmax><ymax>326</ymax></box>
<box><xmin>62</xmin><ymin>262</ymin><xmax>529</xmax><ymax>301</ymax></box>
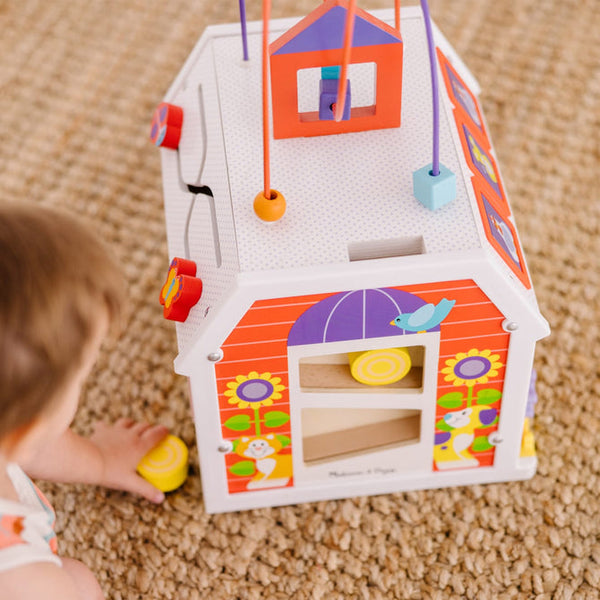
<box><xmin>150</xmin><ymin>102</ymin><xmax>183</xmax><ymax>149</ymax></box>
<box><xmin>159</xmin><ymin>257</ymin><xmax>203</xmax><ymax>322</ymax></box>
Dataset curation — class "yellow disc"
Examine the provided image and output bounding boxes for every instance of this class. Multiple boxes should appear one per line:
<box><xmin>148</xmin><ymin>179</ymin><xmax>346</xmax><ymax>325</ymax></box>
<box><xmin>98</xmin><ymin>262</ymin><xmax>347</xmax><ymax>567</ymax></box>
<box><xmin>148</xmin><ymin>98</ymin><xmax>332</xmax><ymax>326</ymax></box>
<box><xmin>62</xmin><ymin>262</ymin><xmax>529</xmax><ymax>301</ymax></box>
<box><xmin>348</xmin><ymin>348</ymin><xmax>412</xmax><ymax>386</ymax></box>
<box><xmin>137</xmin><ymin>435</ymin><xmax>189</xmax><ymax>492</ymax></box>
<box><xmin>520</xmin><ymin>418</ymin><xmax>536</xmax><ymax>458</ymax></box>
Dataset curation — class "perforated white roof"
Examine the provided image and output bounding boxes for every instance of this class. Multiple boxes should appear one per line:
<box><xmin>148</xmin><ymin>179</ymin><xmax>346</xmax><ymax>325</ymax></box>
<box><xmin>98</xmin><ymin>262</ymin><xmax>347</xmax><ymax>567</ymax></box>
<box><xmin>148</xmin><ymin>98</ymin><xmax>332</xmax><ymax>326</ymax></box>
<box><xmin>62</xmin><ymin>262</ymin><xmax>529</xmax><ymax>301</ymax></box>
<box><xmin>163</xmin><ymin>8</ymin><xmax>487</xmax><ymax>269</ymax></box>
<box><xmin>216</xmin><ymin>12</ymin><xmax>481</xmax><ymax>271</ymax></box>
<box><xmin>159</xmin><ymin>8</ymin><xmax>515</xmax><ymax>354</ymax></box>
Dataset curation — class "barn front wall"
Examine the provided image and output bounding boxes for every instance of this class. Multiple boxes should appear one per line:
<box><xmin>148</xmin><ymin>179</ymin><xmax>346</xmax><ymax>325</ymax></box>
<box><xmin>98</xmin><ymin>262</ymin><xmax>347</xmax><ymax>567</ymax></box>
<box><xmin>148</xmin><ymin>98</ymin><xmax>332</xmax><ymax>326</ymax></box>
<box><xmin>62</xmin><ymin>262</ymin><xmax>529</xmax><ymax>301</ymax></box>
<box><xmin>214</xmin><ymin>278</ymin><xmax>509</xmax><ymax>495</ymax></box>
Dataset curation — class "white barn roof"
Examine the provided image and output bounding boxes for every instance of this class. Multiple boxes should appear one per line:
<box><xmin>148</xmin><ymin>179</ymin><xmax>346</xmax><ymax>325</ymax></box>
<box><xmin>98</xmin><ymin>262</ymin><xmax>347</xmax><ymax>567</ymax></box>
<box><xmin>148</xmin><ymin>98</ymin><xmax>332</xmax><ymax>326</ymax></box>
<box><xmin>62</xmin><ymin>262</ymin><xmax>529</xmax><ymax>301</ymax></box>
<box><xmin>157</xmin><ymin>7</ymin><xmax>547</xmax><ymax>360</ymax></box>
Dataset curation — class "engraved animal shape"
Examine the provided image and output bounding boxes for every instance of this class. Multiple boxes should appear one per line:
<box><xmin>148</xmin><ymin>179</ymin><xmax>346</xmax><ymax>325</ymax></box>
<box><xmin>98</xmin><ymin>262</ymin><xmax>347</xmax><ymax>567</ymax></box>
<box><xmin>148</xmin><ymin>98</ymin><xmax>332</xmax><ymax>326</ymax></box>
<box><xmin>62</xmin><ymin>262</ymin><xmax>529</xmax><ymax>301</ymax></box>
<box><xmin>468</xmin><ymin>133</ymin><xmax>497</xmax><ymax>182</ymax></box>
<box><xmin>489</xmin><ymin>214</ymin><xmax>519</xmax><ymax>263</ymax></box>
<box><xmin>235</xmin><ymin>434</ymin><xmax>293</xmax><ymax>490</ymax></box>
<box><xmin>434</xmin><ymin>405</ymin><xmax>497</xmax><ymax>470</ymax></box>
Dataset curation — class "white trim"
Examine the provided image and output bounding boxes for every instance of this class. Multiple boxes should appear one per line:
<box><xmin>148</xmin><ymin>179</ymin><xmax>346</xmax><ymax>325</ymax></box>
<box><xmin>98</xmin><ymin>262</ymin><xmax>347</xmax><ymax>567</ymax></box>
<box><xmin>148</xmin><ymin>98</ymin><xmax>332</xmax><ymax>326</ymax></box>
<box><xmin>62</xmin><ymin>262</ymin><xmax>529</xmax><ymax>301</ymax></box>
<box><xmin>202</xmin><ymin>461</ymin><xmax>536</xmax><ymax>514</ymax></box>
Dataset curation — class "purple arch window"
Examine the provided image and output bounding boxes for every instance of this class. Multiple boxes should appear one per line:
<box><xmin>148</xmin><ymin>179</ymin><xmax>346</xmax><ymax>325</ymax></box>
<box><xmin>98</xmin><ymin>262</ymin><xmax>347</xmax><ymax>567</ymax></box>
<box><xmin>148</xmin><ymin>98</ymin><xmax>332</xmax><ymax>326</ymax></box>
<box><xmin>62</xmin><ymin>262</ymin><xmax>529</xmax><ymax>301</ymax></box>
<box><xmin>288</xmin><ymin>288</ymin><xmax>435</xmax><ymax>346</ymax></box>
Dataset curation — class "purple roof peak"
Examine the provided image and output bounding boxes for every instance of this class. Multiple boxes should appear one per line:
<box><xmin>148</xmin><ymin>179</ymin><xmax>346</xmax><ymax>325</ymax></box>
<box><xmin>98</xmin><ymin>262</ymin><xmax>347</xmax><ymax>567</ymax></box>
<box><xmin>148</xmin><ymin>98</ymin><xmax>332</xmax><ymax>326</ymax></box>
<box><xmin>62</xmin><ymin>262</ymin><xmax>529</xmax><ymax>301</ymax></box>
<box><xmin>273</xmin><ymin>5</ymin><xmax>402</xmax><ymax>56</ymax></box>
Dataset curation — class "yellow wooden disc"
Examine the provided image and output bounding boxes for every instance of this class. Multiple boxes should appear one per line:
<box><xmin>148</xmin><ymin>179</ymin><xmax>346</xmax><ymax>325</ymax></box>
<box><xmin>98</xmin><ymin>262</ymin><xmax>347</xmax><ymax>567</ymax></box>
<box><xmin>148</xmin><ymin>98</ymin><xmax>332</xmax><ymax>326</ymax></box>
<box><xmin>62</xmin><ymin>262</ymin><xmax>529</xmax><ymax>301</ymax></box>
<box><xmin>348</xmin><ymin>348</ymin><xmax>412</xmax><ymax>386</ymax></box>
<box><xmin>520</xmin><ymin>418</ymin><xmax>536</xmax><ymax>457</ymax></box>
<box><xmin>137</xmin><ymin>435</ymin><xmax>189</xmax><ymax>492</ymax></box>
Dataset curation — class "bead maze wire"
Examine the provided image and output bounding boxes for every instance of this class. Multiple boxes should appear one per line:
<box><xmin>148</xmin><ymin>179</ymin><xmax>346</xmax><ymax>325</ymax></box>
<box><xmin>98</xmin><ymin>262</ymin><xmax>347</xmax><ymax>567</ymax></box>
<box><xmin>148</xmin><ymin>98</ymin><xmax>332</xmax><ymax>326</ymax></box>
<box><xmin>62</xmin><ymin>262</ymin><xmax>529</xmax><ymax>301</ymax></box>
<box><xmin>261</xmin><ymin>0</ymin><xmax>272</xmax><ymax>199</ymax></box>
<box><xmin>239</xmin><ymin>0</ymin><xmax>249</xmax><ymax>61</ymax></box>
<box><xmin>334</xmin><ymin>0</ymin><xmax>356</xmax><ymax>122</ymax></box>
<box><xmin>420</xmin><ymin>0</ymin><xmax>440</xmax><ymax>176</ymax></box>
<box><xmin>257</xmin><ymin>0</ymin><xmax>412</xmax><ymax>204</ymax></box>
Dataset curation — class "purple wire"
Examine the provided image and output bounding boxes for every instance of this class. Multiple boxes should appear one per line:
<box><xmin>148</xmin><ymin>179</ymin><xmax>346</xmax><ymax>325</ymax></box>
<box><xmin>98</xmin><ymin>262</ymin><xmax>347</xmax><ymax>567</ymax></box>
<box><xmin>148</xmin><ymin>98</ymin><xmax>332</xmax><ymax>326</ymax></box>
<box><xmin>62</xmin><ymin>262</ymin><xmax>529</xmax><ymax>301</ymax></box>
<box><xmin>420</xmin><ymin>0</ymin><xmax>440</xmax><ymax>176</ymax></box>
<box><xmin>239</xmin><ymin>0</ymin><xmax>249</xmax><ymax>61</ymax></box>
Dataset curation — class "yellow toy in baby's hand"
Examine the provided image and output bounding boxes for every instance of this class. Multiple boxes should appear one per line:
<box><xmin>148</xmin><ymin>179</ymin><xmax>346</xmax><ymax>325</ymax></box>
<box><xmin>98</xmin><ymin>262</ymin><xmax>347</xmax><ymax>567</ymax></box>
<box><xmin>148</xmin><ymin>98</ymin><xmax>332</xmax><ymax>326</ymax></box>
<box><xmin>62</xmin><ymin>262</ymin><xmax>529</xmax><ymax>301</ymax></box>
<box><xmin>137</xmin><ymin>435</ymin><xmax>189</xmax><ymax>492</ymax></box>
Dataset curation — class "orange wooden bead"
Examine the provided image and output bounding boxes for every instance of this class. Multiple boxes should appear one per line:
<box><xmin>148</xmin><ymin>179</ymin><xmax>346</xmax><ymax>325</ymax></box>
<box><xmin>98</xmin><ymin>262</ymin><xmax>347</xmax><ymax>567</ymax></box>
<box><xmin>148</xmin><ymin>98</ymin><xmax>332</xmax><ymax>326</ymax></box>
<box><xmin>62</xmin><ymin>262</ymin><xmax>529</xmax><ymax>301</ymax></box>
<box><xmin>253</xmin><ymin>189</ymin><xmax>286</xmax><ymax>222</ymax></box>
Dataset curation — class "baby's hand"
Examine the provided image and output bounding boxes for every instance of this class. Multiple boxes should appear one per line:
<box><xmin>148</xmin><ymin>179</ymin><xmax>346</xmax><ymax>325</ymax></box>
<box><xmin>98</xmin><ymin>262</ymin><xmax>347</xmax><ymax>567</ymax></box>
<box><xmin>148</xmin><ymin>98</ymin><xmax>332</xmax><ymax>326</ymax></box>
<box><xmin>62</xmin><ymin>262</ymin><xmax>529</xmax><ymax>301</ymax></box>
<box><xmin>90</xmin><ymin>418</ymin><xmax>170</xmax><ymax>504</ymax></box>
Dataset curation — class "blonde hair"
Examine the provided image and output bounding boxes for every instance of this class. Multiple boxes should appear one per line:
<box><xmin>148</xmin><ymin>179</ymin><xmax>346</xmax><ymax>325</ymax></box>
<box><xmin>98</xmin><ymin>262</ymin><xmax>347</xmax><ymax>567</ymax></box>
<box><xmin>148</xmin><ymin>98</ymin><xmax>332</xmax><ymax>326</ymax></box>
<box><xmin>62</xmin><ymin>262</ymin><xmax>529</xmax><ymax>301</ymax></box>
<box><xmin>0</xmin><ymin>203</ymin><xmax>126</xmax><ymax>442</ymax></box>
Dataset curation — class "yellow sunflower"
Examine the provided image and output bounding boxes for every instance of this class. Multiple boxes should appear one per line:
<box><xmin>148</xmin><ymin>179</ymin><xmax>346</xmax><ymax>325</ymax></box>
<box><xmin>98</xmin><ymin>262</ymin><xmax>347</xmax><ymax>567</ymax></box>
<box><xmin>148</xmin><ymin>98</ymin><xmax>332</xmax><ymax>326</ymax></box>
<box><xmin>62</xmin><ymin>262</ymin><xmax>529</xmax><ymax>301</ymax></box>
<box><xmin>441</xmin><ymin>349</ymin><xmax>503</xmax><ymax>388</ymax></box>
<box><xmin>224</xmin><ymin>371</ymin><xmax>285</xmax><ymax>409</ymax></box>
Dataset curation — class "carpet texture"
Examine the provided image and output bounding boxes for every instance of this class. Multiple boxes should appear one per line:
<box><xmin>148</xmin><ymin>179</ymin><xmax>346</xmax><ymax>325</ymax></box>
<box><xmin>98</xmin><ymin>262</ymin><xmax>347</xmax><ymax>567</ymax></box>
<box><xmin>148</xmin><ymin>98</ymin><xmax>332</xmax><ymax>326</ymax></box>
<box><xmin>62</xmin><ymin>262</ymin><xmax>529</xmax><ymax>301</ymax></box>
<box><xmin>1</xmin><ymin>0</ymin><xmax>599</xmax><ymax>598</ymax></box>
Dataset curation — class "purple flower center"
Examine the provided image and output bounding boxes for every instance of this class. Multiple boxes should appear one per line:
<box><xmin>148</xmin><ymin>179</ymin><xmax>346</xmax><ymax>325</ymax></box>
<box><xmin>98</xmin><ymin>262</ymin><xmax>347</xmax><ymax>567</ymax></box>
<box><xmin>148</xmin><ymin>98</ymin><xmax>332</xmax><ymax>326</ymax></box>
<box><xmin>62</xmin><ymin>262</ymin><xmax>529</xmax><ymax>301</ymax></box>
<box><xmin>236</xmin><ymin>379</ymin><xmax>274</xmax><ymax>403</ymax></box>
<box><xmin>454</xmin><ymin>356</ymin><xmax>491</xmax><ymax>380</ymax></box>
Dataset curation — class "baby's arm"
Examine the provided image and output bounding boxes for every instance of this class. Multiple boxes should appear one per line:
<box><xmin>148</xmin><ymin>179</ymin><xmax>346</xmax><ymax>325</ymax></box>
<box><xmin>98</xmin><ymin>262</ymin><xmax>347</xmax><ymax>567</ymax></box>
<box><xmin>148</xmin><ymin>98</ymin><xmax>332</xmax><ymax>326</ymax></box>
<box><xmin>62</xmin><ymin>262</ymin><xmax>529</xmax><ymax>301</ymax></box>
<box><xmin>0</xmin><ymin>561</ymin><xmax>88</xmax><ymax>600</ymax></box>
<box><xmin>21</xmin><ymin>419</ymin><xmax>169</xmax><ymax>504</ymax></box>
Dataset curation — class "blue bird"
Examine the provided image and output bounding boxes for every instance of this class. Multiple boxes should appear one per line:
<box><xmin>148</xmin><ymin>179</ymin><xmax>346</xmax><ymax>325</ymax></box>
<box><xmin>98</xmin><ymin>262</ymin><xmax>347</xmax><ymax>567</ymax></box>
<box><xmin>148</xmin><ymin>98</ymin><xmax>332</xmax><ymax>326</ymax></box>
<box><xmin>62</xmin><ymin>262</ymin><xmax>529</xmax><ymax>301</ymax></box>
<box><xmin>390</xmin><ymin>298</ymin><xmax>455</xmax><ymax>332</ymax></box>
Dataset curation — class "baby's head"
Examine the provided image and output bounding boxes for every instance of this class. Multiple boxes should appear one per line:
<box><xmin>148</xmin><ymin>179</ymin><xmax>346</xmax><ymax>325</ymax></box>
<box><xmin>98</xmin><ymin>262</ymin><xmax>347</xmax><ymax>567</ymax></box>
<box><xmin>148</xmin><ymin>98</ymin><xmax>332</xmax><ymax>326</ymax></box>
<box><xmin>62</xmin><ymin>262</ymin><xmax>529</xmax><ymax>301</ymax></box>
<box><xmin>0</xmin><ymin>203</ymin><xmax>125</xmax><ymax>457</ymax></box>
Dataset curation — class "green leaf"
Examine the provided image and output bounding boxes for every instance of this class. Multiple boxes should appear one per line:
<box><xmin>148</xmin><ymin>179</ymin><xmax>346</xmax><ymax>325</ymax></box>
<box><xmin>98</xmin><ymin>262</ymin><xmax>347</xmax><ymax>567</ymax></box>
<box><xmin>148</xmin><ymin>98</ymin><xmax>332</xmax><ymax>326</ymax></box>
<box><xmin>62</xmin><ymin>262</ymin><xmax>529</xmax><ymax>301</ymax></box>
<box><xmin>223</xmin><ymin>415</ymin><xmax>252</xmax><ymax>432</ymax></box>
<box><xmin>437</xmin><ymin>392</ymin><xmax>464</xmax><ymax>409</ymax></box>
<box><xmin>472</xmin><ymin>436</ymin><xmax>494</xmax><ymax>452</ymax></box>
<box><xmin>436</xmin><ymin>418</ymin><xmax>453</xmax><ymax>432</ymax></box>
<box><xmin>476</xmin><ymin>389</ymin><xmax>502</xmax><ymax>405</ymax></box>
<box><xmin>229</xmin><ymin>460</ymin><xmax>255</xmax><ymax>476</ymax></box>
<box><xmin>263</xmin><ymin>411</ymin><xmax>290</xmax><ymax>428</ymax></box>
<box><xmin>276</xmin><ymin>435</ymin><xmax>291</xmax><ymax>448</ymax></box>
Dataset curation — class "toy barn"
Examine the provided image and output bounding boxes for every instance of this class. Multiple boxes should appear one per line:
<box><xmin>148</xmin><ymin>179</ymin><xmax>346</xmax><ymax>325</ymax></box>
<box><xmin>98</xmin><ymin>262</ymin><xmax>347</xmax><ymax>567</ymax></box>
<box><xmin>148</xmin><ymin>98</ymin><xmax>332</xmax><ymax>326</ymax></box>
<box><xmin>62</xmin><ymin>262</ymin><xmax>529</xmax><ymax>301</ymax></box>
<box><xmin>151</xmin><ymin>1</ymin><xmax>549</xmax><ymax>513</ymax></box>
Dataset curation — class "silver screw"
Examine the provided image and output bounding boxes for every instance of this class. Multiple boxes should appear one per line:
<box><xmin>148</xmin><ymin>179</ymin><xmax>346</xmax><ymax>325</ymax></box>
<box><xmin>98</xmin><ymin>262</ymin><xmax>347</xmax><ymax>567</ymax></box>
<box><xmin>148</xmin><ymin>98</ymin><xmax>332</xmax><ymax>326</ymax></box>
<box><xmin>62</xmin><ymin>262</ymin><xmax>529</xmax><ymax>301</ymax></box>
<box><xmin>218</xmin><ymin>440</ymin><xmax>233</xmax><ymax>453</ymax></box>
<box><xmin>503</xmin><ymin>320</ymin><xmax>519</xmax><ymax>332</ymax></box>
<box><xmin>489</xmin><ymin>433</ymin><xmax>503</xmax><ymax>446</ymax></box>
<box><xmin>207</xmin><ymin>349</ymin><xmax>223</xmax><ymax>362</ymax></box>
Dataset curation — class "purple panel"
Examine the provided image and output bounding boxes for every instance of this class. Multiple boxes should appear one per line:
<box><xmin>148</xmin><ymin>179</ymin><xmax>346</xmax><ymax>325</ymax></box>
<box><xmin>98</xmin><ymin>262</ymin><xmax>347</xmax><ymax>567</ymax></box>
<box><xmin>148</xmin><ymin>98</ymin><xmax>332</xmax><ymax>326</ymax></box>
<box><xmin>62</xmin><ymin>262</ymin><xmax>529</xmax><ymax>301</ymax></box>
<box><xmin>288</xmin><ymin>288</ymin><xmax>432</xmax><ymax>346</ymax></box>
<box><xmin>273</xmin><ymin>6</ymin><xmax>401</xmax><ymax>56</ymax></box>
<box><xmin>445</xmin><ymin>65</ymin><xmax>483</xmax><ymax>133</ymax></box>
<box><xmin>481</xmin><ymin>194</ymin><xmax>522</xmax><ymax>269</ymax></box>
<box><xmin>526</xmin><ymin>369</ymin><xmax>538</xmax><ymax>418</ymax></box>
<box><xmin>463</xmin><ymin>124</ymin><xmax>502</xmax><ymax>198</ymax></box>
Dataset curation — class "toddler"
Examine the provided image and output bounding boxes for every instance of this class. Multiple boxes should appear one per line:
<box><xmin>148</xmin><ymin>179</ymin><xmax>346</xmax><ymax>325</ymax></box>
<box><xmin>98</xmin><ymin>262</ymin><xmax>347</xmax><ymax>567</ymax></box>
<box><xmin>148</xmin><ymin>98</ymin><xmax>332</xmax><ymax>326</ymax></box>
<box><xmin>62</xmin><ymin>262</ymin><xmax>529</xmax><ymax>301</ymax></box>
<box><xmin>0</xmin><ymin>203</ymin><xmax>170</xmax><ymax>599</ymax></box>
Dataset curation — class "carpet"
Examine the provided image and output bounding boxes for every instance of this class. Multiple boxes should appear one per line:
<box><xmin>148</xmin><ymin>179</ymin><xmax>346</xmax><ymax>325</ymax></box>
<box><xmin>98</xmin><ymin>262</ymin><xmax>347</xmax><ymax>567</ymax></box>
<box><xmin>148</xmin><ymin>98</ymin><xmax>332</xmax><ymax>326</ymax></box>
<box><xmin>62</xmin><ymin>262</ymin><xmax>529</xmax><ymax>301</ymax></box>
<box><xmin>1</xmin><ymin>0</ymin><xmax>599</xmax><ymax>598</ymax></box>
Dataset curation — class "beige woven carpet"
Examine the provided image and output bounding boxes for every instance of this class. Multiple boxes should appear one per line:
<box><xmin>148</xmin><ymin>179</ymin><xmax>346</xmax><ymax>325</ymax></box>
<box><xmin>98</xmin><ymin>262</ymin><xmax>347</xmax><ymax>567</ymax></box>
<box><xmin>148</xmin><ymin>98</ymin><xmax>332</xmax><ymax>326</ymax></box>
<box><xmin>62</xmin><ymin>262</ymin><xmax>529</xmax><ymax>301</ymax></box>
<box><xmin>1</xmin><ymin>0</ymin><xmax>599</xmax><ymax>598</ymax></box>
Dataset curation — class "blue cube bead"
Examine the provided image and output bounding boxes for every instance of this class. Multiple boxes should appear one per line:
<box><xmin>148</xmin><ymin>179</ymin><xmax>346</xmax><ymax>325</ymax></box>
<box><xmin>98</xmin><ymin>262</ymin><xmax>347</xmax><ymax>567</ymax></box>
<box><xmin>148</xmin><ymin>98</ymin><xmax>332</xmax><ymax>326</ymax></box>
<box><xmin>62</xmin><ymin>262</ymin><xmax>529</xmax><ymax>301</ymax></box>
<box><xmin>412</xmin><ymin>163</ymin><xmax>457</xmax><ymax>210</ymax></box>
